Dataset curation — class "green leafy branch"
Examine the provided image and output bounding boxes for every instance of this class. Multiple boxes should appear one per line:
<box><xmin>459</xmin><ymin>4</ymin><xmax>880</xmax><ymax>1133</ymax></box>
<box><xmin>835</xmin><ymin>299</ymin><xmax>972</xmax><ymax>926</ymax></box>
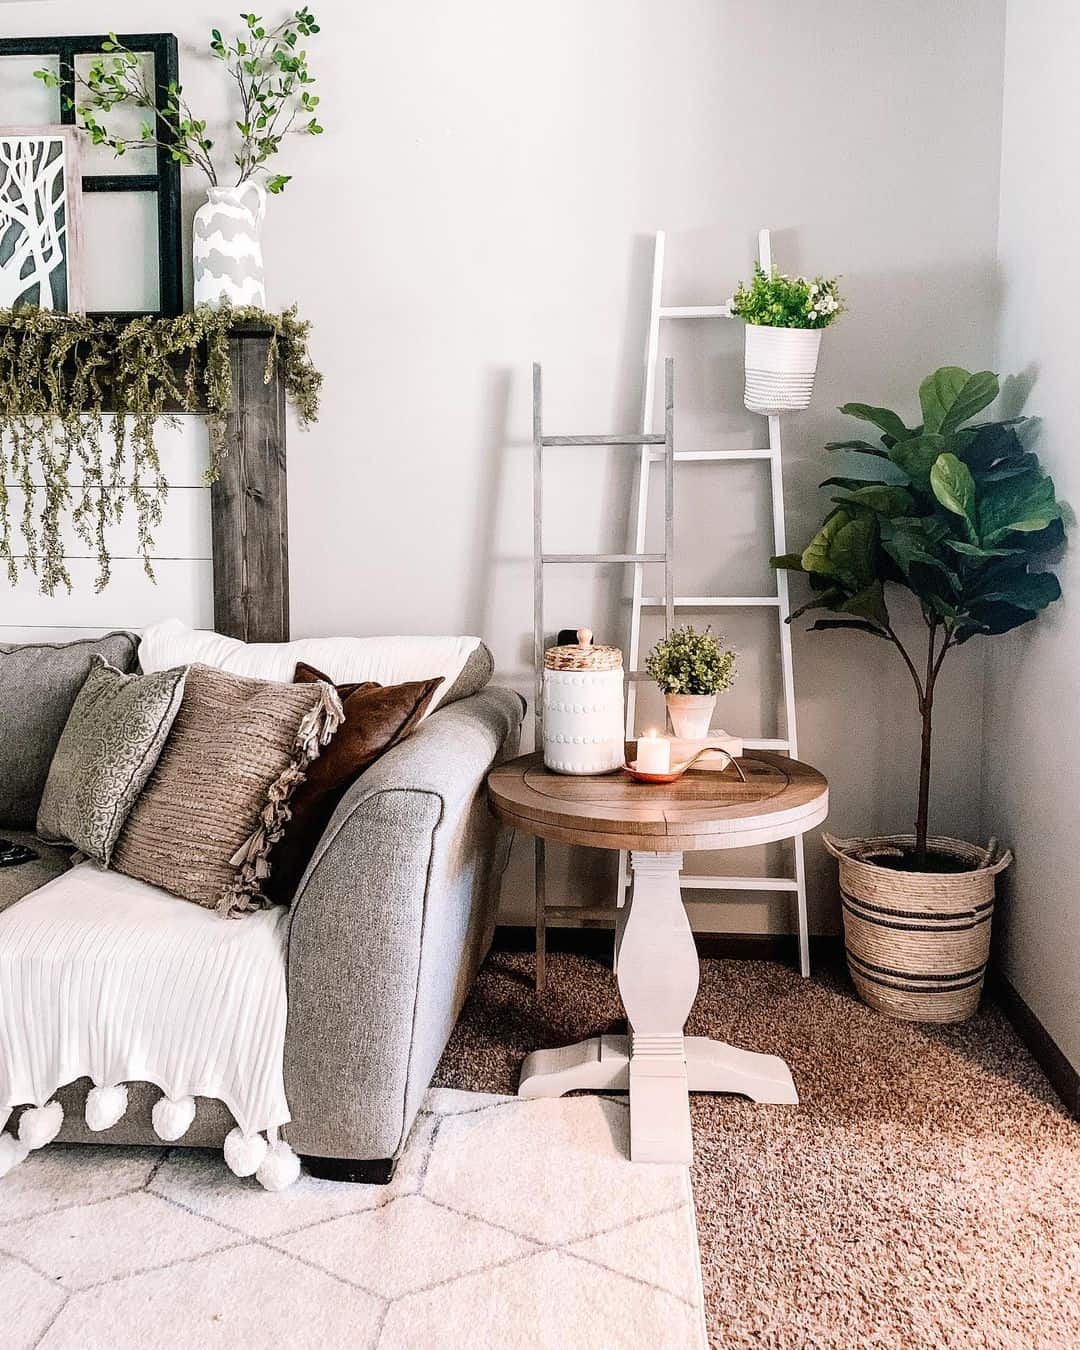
<box><xmin>34</xmin><ymin>9</ymin><xmax>324</xmax><ymax>195</ymax></box>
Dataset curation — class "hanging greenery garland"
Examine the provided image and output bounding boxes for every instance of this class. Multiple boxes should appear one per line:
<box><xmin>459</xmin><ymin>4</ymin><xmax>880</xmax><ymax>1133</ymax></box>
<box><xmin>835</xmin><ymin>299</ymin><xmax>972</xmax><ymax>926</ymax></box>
<box><xmin>0</xmin><ymin>305</ymin><xmax>321</xmax><ymax>595</ymax></box>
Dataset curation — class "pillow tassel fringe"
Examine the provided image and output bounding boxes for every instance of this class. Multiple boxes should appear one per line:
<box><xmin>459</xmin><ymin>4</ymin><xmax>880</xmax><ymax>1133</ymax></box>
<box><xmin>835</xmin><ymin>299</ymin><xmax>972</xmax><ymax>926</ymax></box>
<box><xmin>221</xmin><ymin>681</ymin><xmax>344</xmax><ymax>918</ymax></box>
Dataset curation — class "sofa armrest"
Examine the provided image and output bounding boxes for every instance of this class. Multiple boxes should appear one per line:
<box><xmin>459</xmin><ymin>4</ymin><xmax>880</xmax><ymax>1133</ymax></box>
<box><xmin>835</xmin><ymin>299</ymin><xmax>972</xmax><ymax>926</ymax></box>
<box><xmin>282</xmin><ymin>685</ymin><xmax>523</xmax><ymax>1160</ymax></box>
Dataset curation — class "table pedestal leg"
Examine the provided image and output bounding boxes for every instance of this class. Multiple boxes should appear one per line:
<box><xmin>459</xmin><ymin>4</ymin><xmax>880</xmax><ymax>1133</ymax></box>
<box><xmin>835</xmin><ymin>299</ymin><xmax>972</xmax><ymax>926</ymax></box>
<box><xmin>517</xmin><ymin>850</ymin><xmax>798</xmax><ymax>1163</ymax></box>
<box><xmin>618</xmin><ymin>851</ymin><xmax>697</xmax><ymax>1163</ymax></box>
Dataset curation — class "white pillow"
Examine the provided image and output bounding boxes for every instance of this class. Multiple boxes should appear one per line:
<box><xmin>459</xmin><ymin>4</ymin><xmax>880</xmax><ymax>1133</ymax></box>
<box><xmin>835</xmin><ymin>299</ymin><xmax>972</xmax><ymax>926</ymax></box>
<box><xmin>138</xmin><ymin>619</ymin><xmax>483</xmax><ymax>715</ymax></box>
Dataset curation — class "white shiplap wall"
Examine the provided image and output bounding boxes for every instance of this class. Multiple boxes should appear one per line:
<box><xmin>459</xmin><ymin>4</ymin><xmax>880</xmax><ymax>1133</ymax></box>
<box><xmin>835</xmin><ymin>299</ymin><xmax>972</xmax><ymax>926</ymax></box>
<box><xmin>0</xmin><ymin>417</ymin><xmax>213</xmax><ymax>644</ymax></box>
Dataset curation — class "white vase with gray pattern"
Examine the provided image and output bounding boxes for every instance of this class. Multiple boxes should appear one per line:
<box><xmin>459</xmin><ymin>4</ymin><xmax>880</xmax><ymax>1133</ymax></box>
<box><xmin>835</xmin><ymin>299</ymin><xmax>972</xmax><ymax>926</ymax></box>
<box><xmin>192</xmin><ymin>183</ymin><xmax>267</xmax><ymax>309</ymax></box>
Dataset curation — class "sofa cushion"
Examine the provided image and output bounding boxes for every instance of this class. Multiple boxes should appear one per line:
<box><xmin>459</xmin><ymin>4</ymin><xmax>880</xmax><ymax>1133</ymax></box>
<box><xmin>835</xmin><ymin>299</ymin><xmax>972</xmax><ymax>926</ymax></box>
<box><xmin>138</xmin><ymin>618</ymin><xmax>490</xmax><ymax>714</ymax></box>
<box><xmin>113</xmin><ymin>664</ymin><xmax>343</xmax><ymax>916</ymax></box>
<box><xmin>0</xmin><ymin>832</ymin><xmax>72</xmax><ymax>915</ymax></box>
<box><xmin>0</xmin><ymin>632</ymin><xmax>139</xmax><ymax>828</ymax></box>
<box><xmin>36</xmin><ymin>657</ymin><xmax>188</xmax><ymax>865</ymax></box>
<box><xmin>266</xmin><ymin>664</ymin><xmax>443</xmax><ymax>902</ymax></box>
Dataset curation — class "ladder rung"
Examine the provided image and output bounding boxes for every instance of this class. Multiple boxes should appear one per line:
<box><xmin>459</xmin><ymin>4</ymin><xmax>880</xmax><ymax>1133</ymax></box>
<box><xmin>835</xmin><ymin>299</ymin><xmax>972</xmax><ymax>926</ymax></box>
<box><xmin>542</xmin><ymin>434</ymin><xmax>666</xmax><ymax>447</ymax></box>
<box><xmin>622</xmin><ymin>875</ymin><xmax>800</xmax><ymax>892</ymax></box>
<box><xmin>648</xmin><ymin>448</ymin><xmax>773</xmax><ymax>462</ymax></box>
<box><xmin>640</xmin><ymin>595</ymin><xmax>781</xmax><ymax>608</ymax></box>
<box><xmin>680</xmin><ymin>875</ymin><xmax>800</xmax><ymax>892</ymax></box>
<box><xmin>542</xmin><ymin>905</ymin><xmax>618</xmax><ymax>921</ymax></box>
<box><xmin>658</xmin><ymin>305</ymin><xmax>733</xmax><ymax>319</ymax></box>
<box><xmin>544</xmin><ymin>553</ymin><xmax>666</xmax><ymax>565</ymax></box>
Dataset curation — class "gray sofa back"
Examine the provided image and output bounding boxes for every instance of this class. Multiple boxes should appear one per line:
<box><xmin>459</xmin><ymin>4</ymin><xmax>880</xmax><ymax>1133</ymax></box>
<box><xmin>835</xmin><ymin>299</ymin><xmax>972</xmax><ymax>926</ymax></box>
<box><xmin>0</xmin><ymin>632</ymin><xmax>139</xmax><ymax>827</ymax></box>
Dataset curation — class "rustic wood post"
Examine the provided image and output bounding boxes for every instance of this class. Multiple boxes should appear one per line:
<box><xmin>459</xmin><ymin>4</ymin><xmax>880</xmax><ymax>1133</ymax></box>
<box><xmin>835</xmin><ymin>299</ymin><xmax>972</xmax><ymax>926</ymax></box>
<box><xmin>211</xmin><ymin>332</ymin><xmax>290</xmax><ymax>641</ymax></box>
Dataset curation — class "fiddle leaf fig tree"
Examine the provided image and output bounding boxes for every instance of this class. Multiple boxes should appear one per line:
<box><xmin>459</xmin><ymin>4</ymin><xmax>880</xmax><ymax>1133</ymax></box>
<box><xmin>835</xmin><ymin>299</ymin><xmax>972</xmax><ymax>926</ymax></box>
<box><xmin>772</xmin><ymin>367</ymin><xmax>1066</xmax><ymax>865</ymax></box>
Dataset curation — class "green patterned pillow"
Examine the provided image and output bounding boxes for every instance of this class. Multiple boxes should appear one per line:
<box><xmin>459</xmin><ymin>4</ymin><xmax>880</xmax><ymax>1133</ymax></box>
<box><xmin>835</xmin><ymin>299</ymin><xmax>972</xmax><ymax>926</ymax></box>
<box><xmin>37</xmin><ymin>656</ymin><xmax>187</xmax><ymax>866</ymax></box>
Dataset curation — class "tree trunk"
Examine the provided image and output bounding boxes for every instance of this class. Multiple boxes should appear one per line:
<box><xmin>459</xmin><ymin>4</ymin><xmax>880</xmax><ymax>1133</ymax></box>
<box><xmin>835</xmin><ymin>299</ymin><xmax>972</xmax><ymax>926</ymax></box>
<box><xmin>915</xmin><ymin>686</ymin><xmax>933</xmax><ymax>865</ymax></box>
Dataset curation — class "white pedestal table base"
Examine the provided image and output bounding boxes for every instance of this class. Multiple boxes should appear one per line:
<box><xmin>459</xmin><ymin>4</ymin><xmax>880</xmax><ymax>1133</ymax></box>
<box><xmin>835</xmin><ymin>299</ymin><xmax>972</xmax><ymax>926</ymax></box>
<box><xmin>517</xmin><ymin>851</ymin><xmax>799</xmax><ymax>1164</ymax></box>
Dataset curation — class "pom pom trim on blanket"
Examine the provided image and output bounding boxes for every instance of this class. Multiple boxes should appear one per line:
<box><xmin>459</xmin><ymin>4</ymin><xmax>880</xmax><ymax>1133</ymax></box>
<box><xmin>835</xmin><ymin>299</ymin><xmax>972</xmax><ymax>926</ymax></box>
<box><xmin>0</xmin><ymin>1087</ymin><xmax>302</xmax><ymax>1191</ymax></box>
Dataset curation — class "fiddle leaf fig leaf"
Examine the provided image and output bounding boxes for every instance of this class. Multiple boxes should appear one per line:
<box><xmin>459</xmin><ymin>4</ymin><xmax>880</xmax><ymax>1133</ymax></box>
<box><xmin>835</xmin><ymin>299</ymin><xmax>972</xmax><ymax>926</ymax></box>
<box><xmin>977</xmin><ymin>569</ymin><xmax>1061</xmax><ymax>612</ymax></box>
<box><xmin>979</xmin><ymin>471</ymin><xmax>1062</xmax><ymax>544</ymax></box>
<box><xmin>961</xmin><ymin>600</ymin><xmax>1039</xmax><ymax>638</ymax></box>
<box><xmin>889</xmin><ymin>433</ymin><xmax>946</xmax><ymax>486</ymax></box>
<box><xmin>930</xmin><ymin>452</ymin><xmax>977</xmax><ymax>540</ymax></box>
<box><xmin>819</xmin><ymin>475</ymin><xmax>893</xmax><ymax>493</ymax></box>
<box><xmin>770</xmin><ymin>553</ymin><xmax>805</xmax><ymax>572</ymax></box>
<box><xmin>808</xmin><ymin>618</ymin><xmax>889</xmax><ymax>638</ymax></box>
<box><xmin>801</xmin><ymin>511</ymin><xmax>876</xmax><ymax>589</ymax></box>
<box><xmin>943</xmin><ymin>539</ymin><xmax>1023</xmax><ymax>560</ymax></box>
<box><xmin>919</xmin><ymin>367</ymin><xmax>998</xmax><ymax>435</ymax></box>
<box><xmin>840</xmin><ymin>580</ymin><xmax>889</xmax><ymax>626</ymax></box>
<box><xmin>837</xmin><ymin>403</ymin><xmax>912</xmax><ymax>444</ymax></box>
<box><xmin>832</xmin><ymin>485</ymin><xmax>915</xmax><ymax>517</ymax></box>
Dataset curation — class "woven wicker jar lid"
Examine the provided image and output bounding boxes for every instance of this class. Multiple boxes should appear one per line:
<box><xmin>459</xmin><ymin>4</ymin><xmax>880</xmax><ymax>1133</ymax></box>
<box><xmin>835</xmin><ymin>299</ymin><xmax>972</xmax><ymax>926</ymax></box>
<box><xmin>544</xmin><ymin>628</ymin><xmax>623</xmax><ymax>673</ymax></box>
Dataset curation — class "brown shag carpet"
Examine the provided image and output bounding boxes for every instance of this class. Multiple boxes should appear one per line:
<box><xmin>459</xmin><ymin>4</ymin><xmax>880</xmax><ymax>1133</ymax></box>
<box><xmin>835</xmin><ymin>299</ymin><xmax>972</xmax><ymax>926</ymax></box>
<box><xmin>434</xmin><ymin>948</ymin><xmax>1080</xmax><ymax>1348</ymax></box>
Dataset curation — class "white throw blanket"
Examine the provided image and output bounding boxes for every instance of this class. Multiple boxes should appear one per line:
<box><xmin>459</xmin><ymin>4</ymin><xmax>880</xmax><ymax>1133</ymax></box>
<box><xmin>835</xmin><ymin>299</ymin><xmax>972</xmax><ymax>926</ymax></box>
<box><xmin>0</xmin><ymin>862</ymin><xmax>298</xmax><ymax>1189</ymax></box>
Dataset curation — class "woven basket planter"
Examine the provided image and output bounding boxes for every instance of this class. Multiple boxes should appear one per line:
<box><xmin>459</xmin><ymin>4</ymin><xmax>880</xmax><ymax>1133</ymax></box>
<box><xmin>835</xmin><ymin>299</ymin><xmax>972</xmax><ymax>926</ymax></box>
<box><xmin>823</xmin><ymin>833</ymin><xmax>1012</xmax><ymax>1024</ymax></box>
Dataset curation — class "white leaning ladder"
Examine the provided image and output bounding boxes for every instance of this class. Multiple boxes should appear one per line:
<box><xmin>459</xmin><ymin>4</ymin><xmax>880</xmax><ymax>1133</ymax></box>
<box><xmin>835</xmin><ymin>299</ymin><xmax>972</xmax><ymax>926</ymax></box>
<box><xmin>618</xmin><ymin>227</ymin><xmax>810</xmax><ymax>977</ymax></box>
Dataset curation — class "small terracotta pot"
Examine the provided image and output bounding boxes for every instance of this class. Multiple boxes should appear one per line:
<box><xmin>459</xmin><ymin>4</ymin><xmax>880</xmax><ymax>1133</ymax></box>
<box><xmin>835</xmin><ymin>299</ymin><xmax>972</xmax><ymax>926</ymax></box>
<box><xmin>665</xmin><ymin>693</ymin><xmax>716</xmax><ymax>740</ymax></box>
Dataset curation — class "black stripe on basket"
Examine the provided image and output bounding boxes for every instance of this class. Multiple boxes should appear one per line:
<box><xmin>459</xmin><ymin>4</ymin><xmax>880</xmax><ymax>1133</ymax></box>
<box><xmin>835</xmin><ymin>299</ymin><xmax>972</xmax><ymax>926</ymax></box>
<box><xmin>846</xmin><ymin>951</ymin><xmax>986</xmax><ymax>992</ymax></box>
<box><xmin>839</xmin><ymin>889</ymin><xmax>993</xmax><ymax>923</ymax></box>
<box><xmin>842</xmin><ymin>896</ymin><xmax>992</xmax><ymax>934</ymax></box>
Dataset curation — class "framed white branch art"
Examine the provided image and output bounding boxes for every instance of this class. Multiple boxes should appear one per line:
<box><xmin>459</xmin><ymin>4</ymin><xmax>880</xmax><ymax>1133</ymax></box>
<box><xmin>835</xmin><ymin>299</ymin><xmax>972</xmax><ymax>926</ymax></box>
<box><xmin>0</xmin><ymin>125</ymin><xmax>84</xmax><ymax>312</ymax></box>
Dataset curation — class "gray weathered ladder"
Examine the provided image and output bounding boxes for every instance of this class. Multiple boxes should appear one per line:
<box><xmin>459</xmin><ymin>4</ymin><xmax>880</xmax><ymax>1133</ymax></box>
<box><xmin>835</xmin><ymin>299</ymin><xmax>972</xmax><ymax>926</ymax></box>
<box><xmin>618</xmin><ymin>228</ymin><xmax>810</xmax><ymax>977</ymax></box>
<box><xmin>531</xmin><ymin>359</ymin><xmax>675</xmax><ymax>992</ymax></box>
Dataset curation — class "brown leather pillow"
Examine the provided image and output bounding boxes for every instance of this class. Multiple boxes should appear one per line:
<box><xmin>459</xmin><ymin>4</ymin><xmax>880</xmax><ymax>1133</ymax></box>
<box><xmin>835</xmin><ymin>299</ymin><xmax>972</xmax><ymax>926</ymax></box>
<box><xmin>266</xmin><ymin>662</ymin><xmax>443</xmax><ymax>901</ymax></box>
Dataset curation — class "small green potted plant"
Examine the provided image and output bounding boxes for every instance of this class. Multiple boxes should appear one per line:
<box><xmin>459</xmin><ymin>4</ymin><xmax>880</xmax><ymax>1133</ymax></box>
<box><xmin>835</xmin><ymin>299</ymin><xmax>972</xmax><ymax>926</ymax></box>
<box><xmin>36</xmin><ymin>10</ymin><xmax>324</xmax><ymax>309</ymax></box>
<box><xmin>730</xmin><ymin>265</ymin><xmax>843</xmax><ymax>413</ymax></box>
<box><xmin>646</xmin><ymin>625</ymin><xmax>736</xmax><ymax>740</ymax></box>
<box><xmin>773</xmin><ymin>366</ymin><xmax>1066</xmax><ymax>1022</ymax></box>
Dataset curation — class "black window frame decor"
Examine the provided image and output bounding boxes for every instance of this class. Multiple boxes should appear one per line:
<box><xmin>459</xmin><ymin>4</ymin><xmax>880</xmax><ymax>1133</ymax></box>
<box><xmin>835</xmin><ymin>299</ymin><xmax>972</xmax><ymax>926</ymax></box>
<box><xmin>0</xmin><ymin>32</ymin><xmax>183</xmax><ymax>318</ymax></box>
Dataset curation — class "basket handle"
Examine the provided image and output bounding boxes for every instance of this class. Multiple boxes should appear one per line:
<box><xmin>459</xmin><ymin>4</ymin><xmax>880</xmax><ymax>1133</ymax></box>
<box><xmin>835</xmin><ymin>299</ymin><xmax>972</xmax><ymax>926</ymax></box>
<box><xmin>822</xmin><ymin>832</ymin><xmax>905</xmax><ymax>863</ymax></box>
<box><xmin>980</xmin><ymin>837</ymin><xmax>1014</xmax><ymax>874</ymax></box>
<box><xmin>821</xmin><ymin>832</ymin><xmax>849</xmax><ymax>861</ymax></box>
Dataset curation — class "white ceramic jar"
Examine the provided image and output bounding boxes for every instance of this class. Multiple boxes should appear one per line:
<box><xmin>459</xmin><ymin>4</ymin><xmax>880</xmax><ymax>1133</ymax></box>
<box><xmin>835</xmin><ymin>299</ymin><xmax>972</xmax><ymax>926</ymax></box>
<box><xmin>542</xmin><ymin>629</ymin><xmax>625</xmax><ymax>775</ymax></box>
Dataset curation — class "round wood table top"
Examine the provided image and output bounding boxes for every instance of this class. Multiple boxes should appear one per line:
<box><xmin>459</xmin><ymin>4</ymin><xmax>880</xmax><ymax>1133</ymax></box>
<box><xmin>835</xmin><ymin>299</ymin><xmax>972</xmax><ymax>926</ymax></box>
<box><xmin>488</xmin><ymin>751</ymin><xmax>828</xmax><ymax>853</ymax></box>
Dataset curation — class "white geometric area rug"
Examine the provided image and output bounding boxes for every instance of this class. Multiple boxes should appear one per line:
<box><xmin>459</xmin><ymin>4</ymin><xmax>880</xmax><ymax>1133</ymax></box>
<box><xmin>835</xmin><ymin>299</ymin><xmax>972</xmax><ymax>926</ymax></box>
<box><xmin>2</xmin><ymin>1090</ymin><xmax>708</xmax><ymax>1350</ymax></box>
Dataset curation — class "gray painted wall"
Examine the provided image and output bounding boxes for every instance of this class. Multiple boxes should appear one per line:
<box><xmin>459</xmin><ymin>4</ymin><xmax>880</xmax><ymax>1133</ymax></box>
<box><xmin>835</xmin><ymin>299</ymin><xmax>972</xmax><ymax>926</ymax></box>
<box><xmin>3</xmin><ymin>1</ymin><xmax>1008</xmax><ymax>931</ymax></box>
<box><xmin>985</xmin><ymin>0</ymin><xmax>1080</xmax><ymax>1070</ymax></box>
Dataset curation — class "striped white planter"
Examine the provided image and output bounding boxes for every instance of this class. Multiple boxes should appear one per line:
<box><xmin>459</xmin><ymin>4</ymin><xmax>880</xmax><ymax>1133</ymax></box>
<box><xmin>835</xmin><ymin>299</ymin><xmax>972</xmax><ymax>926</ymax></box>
<box><xmin>192</xmin><ymin>183</ymin><xmax>267</xmax><ymax>310</ymax></box>
<box><xmin>743</xmin><ymin>324</ymin><xmax>822</xmax><ymax>413</ymax></box>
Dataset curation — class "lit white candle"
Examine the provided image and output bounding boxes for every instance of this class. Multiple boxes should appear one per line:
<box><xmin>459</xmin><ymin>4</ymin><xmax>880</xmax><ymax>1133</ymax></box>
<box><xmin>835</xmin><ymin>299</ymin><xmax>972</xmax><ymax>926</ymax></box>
<box><xmin>636</xmin><ymin>730</ymin><xmax>670</xmax><ymax>774</ymax></box>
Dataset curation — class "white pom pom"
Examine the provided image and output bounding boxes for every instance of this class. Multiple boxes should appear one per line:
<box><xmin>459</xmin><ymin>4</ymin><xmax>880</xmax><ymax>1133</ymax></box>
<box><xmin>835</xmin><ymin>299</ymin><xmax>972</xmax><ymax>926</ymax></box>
<box><xmin>0</xmin><ymin>1131</ymin><xmax>29</xmax><ymax>1179</ymax></box>
<box><xmin>224</xmin><ymin>1127</ymin><xmax>268</xmax><ymax>1178</ymax></box>
<box><xmin>152</xmin><ymin>1094</ymin><xmax>196</xmax><ymax>1142</ymax></box>
<box><xmin>256</xmin><ymin>1138</ymin><xmax>301</xmax><ymax>1192</ymax></box>
<box><xmin>85</xmin><ymin>1084</ymin><xmax>129</xmax><ymax>1132</ymax></box>
<box><xmin>17</xmin><ymin>1100</ymin><xmax>63</xmax><ymax>1150</ymax></box>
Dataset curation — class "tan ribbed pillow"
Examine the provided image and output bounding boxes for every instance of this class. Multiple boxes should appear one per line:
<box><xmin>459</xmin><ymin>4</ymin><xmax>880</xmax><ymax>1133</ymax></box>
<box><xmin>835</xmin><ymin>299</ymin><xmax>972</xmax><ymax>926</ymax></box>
<box><xmin>113</xmin><ymin>663</ymin><xmax>342</xmax><ymax>917</ymax></box>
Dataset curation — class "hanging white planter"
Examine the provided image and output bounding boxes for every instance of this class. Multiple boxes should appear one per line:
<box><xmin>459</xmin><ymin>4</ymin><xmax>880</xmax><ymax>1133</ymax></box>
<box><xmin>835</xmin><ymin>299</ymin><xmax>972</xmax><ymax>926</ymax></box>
<box><xmin>743</xmin><ymin>324</ymin><xmax>822</xmax><ymax>414</ymax></box>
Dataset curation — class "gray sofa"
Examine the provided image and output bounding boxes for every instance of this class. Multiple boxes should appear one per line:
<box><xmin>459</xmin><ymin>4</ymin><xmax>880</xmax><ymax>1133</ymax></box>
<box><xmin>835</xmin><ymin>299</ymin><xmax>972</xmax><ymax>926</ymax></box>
<box><xmin>0</xmin><ymin>633</ymin><xmax>523</xmax><ymax>1182</ymax></box>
